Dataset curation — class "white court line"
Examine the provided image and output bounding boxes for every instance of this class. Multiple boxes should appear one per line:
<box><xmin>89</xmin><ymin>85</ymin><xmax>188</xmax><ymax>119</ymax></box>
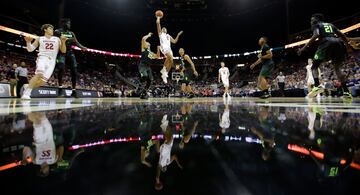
<box><xmin>256</xmin><ymin>103</ymin><xmax>360</xmax><ymax>113</ymax></box>
<box><xmin>0</xmin><ymin>104</ymin><xmax>93</xmax><ymax>114</ymax></box>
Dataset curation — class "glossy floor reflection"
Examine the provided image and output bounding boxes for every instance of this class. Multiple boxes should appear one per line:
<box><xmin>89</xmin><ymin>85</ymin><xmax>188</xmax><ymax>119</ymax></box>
<box><xmin>1</xmin><ymin>98</ymin><xmax>360</xmax><ymax>195</ymax></box>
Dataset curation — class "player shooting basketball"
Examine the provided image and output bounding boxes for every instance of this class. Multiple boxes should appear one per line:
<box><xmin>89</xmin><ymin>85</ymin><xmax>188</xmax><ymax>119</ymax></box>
<box><xmin>156</xmin><ymin>11</ymin><xmax>183</xmax><ymax>84</ymax></box>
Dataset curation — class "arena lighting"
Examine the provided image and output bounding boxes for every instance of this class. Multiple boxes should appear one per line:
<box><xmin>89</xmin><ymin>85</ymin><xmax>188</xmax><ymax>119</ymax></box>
<box><xmin>0</xmin><ymin>157</ymin><xmax>32</xmax><ymax>172</ymax></box>
<box><xmin>1</xmin><ymin>22</ymin><xmax>359</xmax><ymax>59</ymax></box>
<box><xmin>237</xmin><ymin>64</ymin><xmax>245</xmax><ymax>67</ymax></box>
<box><xmin>287</xmin><ymin>144</ymin><xmax>360</xmax><ymax>170</ymax></box>
<box><xmin>68</xmin><ymin>134</ymin><xmax>263</xmax><ymax>150</ymax></box>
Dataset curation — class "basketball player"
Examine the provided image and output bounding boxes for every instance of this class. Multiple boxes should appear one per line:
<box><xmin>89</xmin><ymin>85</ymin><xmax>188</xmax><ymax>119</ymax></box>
<box><xmin>22</xmin><ymin>24</ymin><xmax>67</xmax><ymax>99</ymax></box>
<box><xmin>55</xmin><ymin>18</ymin><xmax>87</xmax><ymax>97</ymax></box>
<box><xmin>218</xmin><ymin>62</ymin><xmax>231</xmax><ymax>99</ymax></box>
<box><xmin>156</xmin><ymin>16</ymin><xmax>183</xmax><ymax>84</ymax></box>
<box><xmin>139</xmin><ymin>32</ymin><xmax>160</xmax><ymax>99</ymax></box>
<box><xmin>305</xmin><ymin>59</ymin><xmax>321</xmax><ymax>94</ymax></box>
<box><xmin>179</xmin><ymin>48</ymin><xmax>198</xmax><ymax>98</ymax></box>
<box><xmin>22</xmin><ymin>112</ymin><xmax>57</xmax><ymax>177</ymax></box>
<box><xmin>219</xmin><ymin>102</ymin><xmax>230</xmax><ymax>134</ymax></box>
<box><xmin>298</xmin><ymin>14</ymin><xmax>353</xmax><ymax>99</ymax></box>
<box><xmin>250</xmin><ymin>37</ymin><xmax>275</xmax><ymax>99</ymax></box>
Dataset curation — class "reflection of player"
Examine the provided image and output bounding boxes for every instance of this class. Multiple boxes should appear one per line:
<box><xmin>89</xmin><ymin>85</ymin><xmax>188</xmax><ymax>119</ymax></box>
<box><xmin>298</xmin><ymin>14</ymin><xmax>353</xmax><ymax>99</ymax></box>
<box><xmin>21</xmin><ymin>24</ymin><xmax>67</xmax><ymax>99</ymax></box>
<box><xmin>307</xmin><ymin>106</ymin><xmax>323</xmax><ymax>140</ymax></box>
<box><xmin>218</xmin><ymin>62</ymin><xmax>231</xmax><ymax>99</ymax></box>
<box><xmin>155</xmin><ymin>126</ymin><xmax>182</xmax><ymax>191</ymax></box>
<box><xmin>139</xmin><ymin>32</ymin><xmax>160</xmax><ymax>99</ymax></box>
<box><xmin>22</xmin><ymin>112</ymin><xmax>57</xmax><ymax>177</ymax></box>
<box><xmin>250</xmin><ymin>37</ymin><xmax>275</xmax><ymax>99</ymax></box>
<box><xmin>179</xmin><ymin>48</ymin><xmax>198</xmax><ymax>98</ymax></box>
<box><xmin>156</xmin><ymin>15</ymin><xmax>183</xmax><ymax>84</ymax></box>
<box><xmin>219</xmin><ymin>103</ymin><xmax>230</xmax><ymax>133</ymax></box>
<box><xmin>250</xmin><ymin>107</ymin><xmax>276</xmax><ymax>161</ymax></box>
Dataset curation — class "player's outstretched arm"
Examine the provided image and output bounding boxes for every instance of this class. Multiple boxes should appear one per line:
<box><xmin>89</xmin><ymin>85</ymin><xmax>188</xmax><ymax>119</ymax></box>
<box><xmin>156</xmin><ymin>17</ymin><xmax>161</xmax><ymax>35</ymax></box>
<box><xmin>155</xmin><ymin>46</ymin><xmax>161</xmax><ymax>59</ymax></box>
<box><xmin>171</xmin><ymin>31</ymin><xmax>183</xmax><ymax>44</ymax></box>
<box><xmin>24</xmin><ymin>36</ymin><xmax>39</xmax><ymax>52</ymax></box>
<box><xmin>333</xmin><ymin>26</ymin><xmax>352</xmax><ymax>50</ymax></box>
<box><xmin>141</xmin><ymin>32</ymin><xmax>152</xmax><ymax>51</ymax></box>
<box><xmin>298</xmin><ymin>28</ymin><xmax>320</xmax><ymax>55</ymax></box>
<box><xmin>59</xmin><ymin>36</ymin><xmax>68</xmax><ymax>53</ymax></box>
<box><xmin>72</xmin><ymin>32</ymin><xmax>87</xmax><ymax>50</ymax></box>
<box><xmin>260</xmin><ymin>50</ymin><xmax>273</xmax><ymax>60</ymax></box>
<box><xmin>185</xmin><ymin>55</ymin><xmax>198</xmax><ymax>76</ymax></box>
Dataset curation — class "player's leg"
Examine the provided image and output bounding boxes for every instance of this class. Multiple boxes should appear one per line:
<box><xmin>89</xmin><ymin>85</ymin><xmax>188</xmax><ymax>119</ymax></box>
<box><xmin>56</xmin><ymin>55</ymin><xmax>66</xmax><ymax>87</ymax></box>
<box><xmin>160</xmin><ymin>51</ymin><xmax>173</xmax><ymax>84</ymax></box>
<box><xmin>181</xmin><ymin>83</ymin><xmax>187</xmax><ymax>97</ymax></box>
<box><xmin>22</xmin><ymin>58</ymin><xmax>52</xmax><ymax>99</ymax></box>
<box><xmin>186</xmin><ymin>83</ymin><xmax>194</xmax><ymax>98</ymax></box>
<box><xmin>69</xmin><ymin>54</ymin><xmax>78</xmax><ymax>96</ymax></box>
<box><xmin>332</xmin><ymin>42</ymin><xmax>351</xmax><ymax>99</ymax></box>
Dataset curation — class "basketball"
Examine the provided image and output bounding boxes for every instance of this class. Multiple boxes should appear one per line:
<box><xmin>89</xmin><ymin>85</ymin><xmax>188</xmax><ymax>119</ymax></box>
<box><xmin>155</xmin><ymin>10</ymin><xmax>163</xmax><ymax>18</ymax></box>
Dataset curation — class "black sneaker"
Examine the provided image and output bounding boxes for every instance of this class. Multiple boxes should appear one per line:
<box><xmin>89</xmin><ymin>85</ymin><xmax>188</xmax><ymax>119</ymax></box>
<box><xmin>71</xmin><ymin>90</ymin><xmax>78</xmax><ymax>98</ymax></box>
<box><xmin>260</xmin><ymin>93</ymin><xmax>271</xmax><ymax>99</ymax></box>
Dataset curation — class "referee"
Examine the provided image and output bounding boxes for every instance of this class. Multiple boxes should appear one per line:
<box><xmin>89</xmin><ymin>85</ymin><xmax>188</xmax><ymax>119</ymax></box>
<box><xmin>15</xmin><ymin>61</ymin><xmax>28</xmax><ymax>98</ymax></box>
<box><xmin>276</xmin><ymin>72</ymin><xmax>286</xmax><ymax>97</ymax></box>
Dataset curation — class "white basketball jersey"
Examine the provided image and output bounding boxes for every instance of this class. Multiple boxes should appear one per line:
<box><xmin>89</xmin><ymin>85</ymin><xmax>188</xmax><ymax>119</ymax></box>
<box><xmin>159</xmin><ymin>32</ymin><xmax>171</xmax><ymax>49</ymax></box>
<box><xmin>33</xmin><ymin>115</ymin><xmax>56</xmax><ymax>165</ymax></box>
<box><xmin>159</xmin><ymin>140</ymin><xmax>173</xmax><ymax>167</ymax></box>
<box><xmin>38</xmin><ymin>36</ymin><xmax>61</xmax><ymax>59</ymax></box>
<box><xmin>219</xmin><ymin>67</ymin><xmax>229</xmax><ymax>79</ymax></box>
<box><xmin>219</xmin><ymin>109</ymin><xmax>230</xmax><ymax>129</ymax></box>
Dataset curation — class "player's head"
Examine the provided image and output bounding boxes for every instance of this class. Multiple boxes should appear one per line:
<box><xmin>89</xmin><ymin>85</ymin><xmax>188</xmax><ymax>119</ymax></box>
<box><xmin>21</xmin><ymin>61</ymin><xmax>26</xmax><ymax>67</ymax></box>
<box><xmin>161</xmin><ymin>27</ymin><xmax>167</xmax><ymax>34</ymax></box>
<box><xmin>311</xmin><ymin>13</ymin><xmax>324</xmax><ymax>26</ymax></box>
<box><xmin>279</xmin><ymin>71</ymin><xmax>283</xmax><ymax>76</ymax></box>
<box><xmin>308</xmin><ymin>58</ymin><xmax>313</xmax><ymax>64</ymax></box>
<box><xmin>41</xmin><ymin>24</ymin><xmax>54</xmax><ymax>36</ymax></box>
<box><xmin>60</xmin><ymin>18</ymin><xmax>71</xmax><ymax>29</ymax></box>
<box><xmin>220</xmin><ymin>61</ymin><xmax>225</xmax><ymax>67</ymax></box>
<box><xmin>179</xmin><ymin>48</ymin><xmax>185</xmax><ymax>56</ymax></box>
<box><xmin>259</xmin><ymin>37</ymin><xmax>268</xmax><ymax>46</ymax></box>
<box><xmin>12</xmin><ymin>64</ymin><xmax>17</xmax><ymax>69</ymax></box>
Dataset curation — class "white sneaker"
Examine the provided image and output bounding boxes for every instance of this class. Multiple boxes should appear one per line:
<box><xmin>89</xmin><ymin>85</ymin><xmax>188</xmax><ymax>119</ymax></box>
<box><xmin>21</xmin><ymin>94</ymin><xmax>31</xmax><ymax>100</ymax></box>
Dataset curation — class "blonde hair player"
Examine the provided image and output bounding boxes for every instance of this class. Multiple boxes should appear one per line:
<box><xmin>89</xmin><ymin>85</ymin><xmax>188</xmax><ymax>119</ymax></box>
<box><xmin>22</xmin><ymin>24</ymin><xmax>67</xmax><ymax>99</ymax></box>
<box><xmin>218</xmin><ymin>62</ymin><xmax>231</xmax><ymax>100</ymax></box>
<box><xmin>156</xmin><ymin>11</ymin><xmax>183</xmax><ymax>84</ymax></box>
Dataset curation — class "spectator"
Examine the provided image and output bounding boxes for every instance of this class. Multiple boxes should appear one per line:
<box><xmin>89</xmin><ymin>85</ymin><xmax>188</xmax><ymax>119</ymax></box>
<box><xmin>15</xmin><ymin>61</ymin><xmax>29</xmax><ymax>98</ymax></box>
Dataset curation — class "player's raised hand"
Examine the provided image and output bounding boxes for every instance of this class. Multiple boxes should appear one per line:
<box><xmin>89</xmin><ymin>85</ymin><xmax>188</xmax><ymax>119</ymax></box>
<box><xmin>24</xmin><ymin>36</ymin><xmax>33</xmax><ymax>42</ymax></box>
<box><xmin>148</xmin><ymin>32</ymin><xmax>153</xmax><ymax>37</ymax></box>
<box><xmin>156</xmin><ymin>17</ymin><xmax>161</xmax><ymax>23</ymax></box>
<box><xmin>178</xmin><ymin>31</ymin><xmax>183</xmax><ymax>36</ymax></box>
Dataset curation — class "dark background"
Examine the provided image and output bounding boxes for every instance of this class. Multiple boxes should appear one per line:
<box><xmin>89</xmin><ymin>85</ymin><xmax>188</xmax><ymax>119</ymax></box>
<box><xmin>0</xmin><ymin>0</ymin><xmax>359</xmax><ymax>55</ymax></box>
